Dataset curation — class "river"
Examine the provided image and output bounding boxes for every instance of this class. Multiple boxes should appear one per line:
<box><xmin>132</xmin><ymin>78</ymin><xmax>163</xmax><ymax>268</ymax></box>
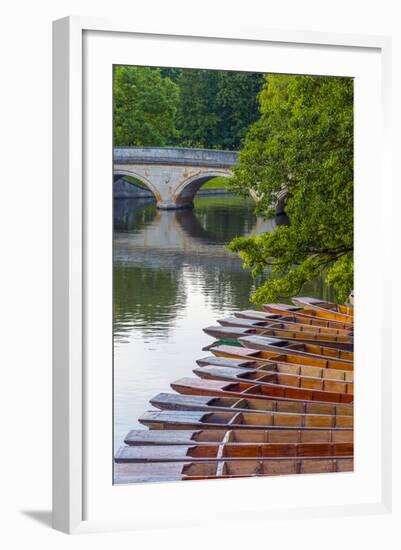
<box><xmin>113</xmin><ymin>194</ymin><xmax>335</xmax><ymax>451</ymax></box>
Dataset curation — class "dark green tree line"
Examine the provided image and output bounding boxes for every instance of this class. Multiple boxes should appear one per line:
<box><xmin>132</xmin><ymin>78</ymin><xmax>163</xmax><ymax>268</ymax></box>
<box><xmin>113</xmin><ymin>65</ymin><xmax>264</xmax><ymax>150</ymax></box>
<box><xmin>175</xmin><ymin>69</ymin><xmax>264</xmax><ymax>149</ymax></box>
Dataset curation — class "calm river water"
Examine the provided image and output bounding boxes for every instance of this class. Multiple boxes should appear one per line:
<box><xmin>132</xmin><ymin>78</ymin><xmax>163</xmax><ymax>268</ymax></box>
<box><xmin>113</xmin><ymin>194</ymin><xmax>335</xmax><ymax>450</ymax></box>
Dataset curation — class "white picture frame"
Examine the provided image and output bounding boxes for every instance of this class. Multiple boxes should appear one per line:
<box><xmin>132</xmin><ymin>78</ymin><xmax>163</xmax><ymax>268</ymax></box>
<box><xmin>52</xmin><ymin>16</ymin><xmax>393</xmax><ymax>534</ymax></box>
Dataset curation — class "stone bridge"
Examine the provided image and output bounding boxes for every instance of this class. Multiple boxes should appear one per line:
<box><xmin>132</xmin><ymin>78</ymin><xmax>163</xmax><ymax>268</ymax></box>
<box><xmin>114</xmin><ymin>147</ymin><xmax>239</xmax><ymax>209</ymax></box>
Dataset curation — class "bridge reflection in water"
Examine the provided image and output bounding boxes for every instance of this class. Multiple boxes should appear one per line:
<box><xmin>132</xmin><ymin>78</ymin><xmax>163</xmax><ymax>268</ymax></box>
<box><xmin>113</xmin><ymin>195</ymin><xmax>273</xmax><ymax>343</ymax></box>
<box><xmin>113</xmin><ymin>194</ymin><xmax>334</xmax><ymax>448</ymax></box>
<box><xmin>114</xmin><ymin>196</ymin><xmax>275</xmax><ymax>253</ymax></box>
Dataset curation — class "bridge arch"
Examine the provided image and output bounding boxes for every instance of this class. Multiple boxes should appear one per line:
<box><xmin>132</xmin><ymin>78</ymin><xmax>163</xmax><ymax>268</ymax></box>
<box><xmin>114</xmin><ymin>147</ymin><xmax>238</xmax><ymax>210</ymax></box>
<box><xmin>172</xmin><ymin>169</ymin><xmax>233</xmax><ymax>208</ymax></box>
<box><xmin>113</xmin><ymin>169</ymin><xmax>162</xmax><ymax>202</ymax></box>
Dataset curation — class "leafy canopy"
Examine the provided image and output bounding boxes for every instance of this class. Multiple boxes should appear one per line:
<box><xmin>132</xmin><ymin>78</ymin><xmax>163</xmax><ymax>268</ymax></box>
<box><xmin>113</xmin><ymin>66</ymin><xmax>179</xmax><ymax>146</ymax></box>
<box><xmin>113</xmin><ymin>65</ymin><xmax>264</xmax><ymax>150</ymax></box>
<box><xmin>176</xmin><ymin>69</ymin><xmax>264</xmax><ymax>150</ymax></box>
<box><xmin>228</xmin><ymin>74</ymin><xmax>353</xmax><ymax>303</ymax></box>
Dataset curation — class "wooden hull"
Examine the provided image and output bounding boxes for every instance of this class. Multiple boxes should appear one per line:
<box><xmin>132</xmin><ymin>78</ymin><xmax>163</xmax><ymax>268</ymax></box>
<box><xmin>219</xmin><ymin>315</ymin><xmax>353</xmax><ymax>338</ymax></box>
<box><xmin>124</xmin><ymin>428</ymin><xmax>354</xmax><ymax>446</ymax></box>
<box><xmin>171</xmin><ymin>376</ymin><xmax>354</xmax><ymax>404</ymax></box>
<box><xmin>196</xmin><ymin>355</ymin><xmax>354</xmax><ymax>383</ymax></box>
<box><xmin>204</xmin><ymin>325</ymin><xmax>256</xmax><ymax>339</ymax></box>
<box><xmin>235</xmin><ymin>309</ymin><xmax>353</xmax><ymax>331</ymax></box>
<box><xmin>181</xmin><ymin>457</ymin><xmax>353</xmax><ymax>479</ymax></box>
<box><xmin>292</xmin><ymin>297</ymin><xmax>354</xmax><ymax>318</ymax></box>
<box><xmin>115</xmin><ymin>441</ymin><xmax>353</xmax><ymax>462</ymax></box>
<box><xmin>263</xmin><ymin>304</ymin><xmax>353</xmax><ymax>329</ymax></box>
<box><xmin>197</xmin><ymin>355</ymin><xmax>260</xmax><ymax>369</ymax></box>
<box><xmin>211</xmin><ymin>344</ymin><xmax>354</xmax><ymax>372</ymax></box>
<box><xmin>139</xmin><ymin>409</ymin><xmax>353</xmax><ymax>430</ymax></box>
<box><xmin>238</xmin><ymin>335</ymin><xmax>354</xmax><ymax>362</ymax></box>
<box><xmin>204</xmin><ymin>325</ymin><xmax>353</xmax><ymax>351</ymax></box>
<box><xmin>194</xmin><ymin>365</ymin><xmax>353</xmax><ymax>397</ymax></box>
<box><xmin>114</xmin><ymin>457</ymin><xmax>354</xmax><ymax>483</ymax></box>
<box><xmin>150</xmin><ymin>392</ymin><xmax>353</xmax><ymax>417</ymax></box>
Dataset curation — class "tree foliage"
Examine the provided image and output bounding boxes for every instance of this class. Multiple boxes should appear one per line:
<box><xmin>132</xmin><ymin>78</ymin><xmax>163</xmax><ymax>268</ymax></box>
<box><xmin>113</xmin><ymin>66</ymin><xmax>179</xmax><ymax>146</ymax></box>
<box><xmin>228</xmin><ymin>74</ymin><xmax>353</xmax><ymax>303</ymax></box>
<box><xmin>175</xmin><ymin>70</ymin><xmax>221</xmax><ymax>148</ymax></box>
<box><xmin>176</xmin><ymin>70</ymin><xmax>264</xmax><ymax>150</ymax></box>
<box><xmin>113</xmin><ymin>65</ymin><xmax>264</xmax><ymax>150</ymax></box>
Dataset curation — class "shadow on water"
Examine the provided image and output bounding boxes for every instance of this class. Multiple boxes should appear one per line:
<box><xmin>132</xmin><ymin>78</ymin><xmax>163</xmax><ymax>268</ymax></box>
<box><xmin>113</xmin><ymin>197</ymin><xmax>156</xmax><ymax>232</ymax></box>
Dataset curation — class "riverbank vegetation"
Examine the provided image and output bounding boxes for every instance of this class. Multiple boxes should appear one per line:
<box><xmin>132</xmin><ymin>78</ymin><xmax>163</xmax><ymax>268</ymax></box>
<box><xmin>228</xmin><ymin>74</ymin><xmax>353</xmax><ymax>303</ymax></box>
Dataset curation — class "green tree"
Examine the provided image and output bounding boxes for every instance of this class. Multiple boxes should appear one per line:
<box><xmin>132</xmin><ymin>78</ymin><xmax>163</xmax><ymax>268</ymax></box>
<box><xmin>229</xmin><ymin>74</ymin><xmax>353</xmax><ymax>303</ymax></box>
<box><xmin>215</xmin><ymin>71</ymin><xmax>264</xmax><ymax>149</ymax></box>
<box><xmin>176</xmin><ymin>69</ymin><xmax>264</xmax><ymax>150</ymax></box>
<box><xmin>176</xmin><ymin>70</ymin><xmax>221</xmax><ymax>148</ymax></box>
<box><xmin>113</xmin><ymin>66</ymin><xmax>179</xmax><ymax>146</ymax></box>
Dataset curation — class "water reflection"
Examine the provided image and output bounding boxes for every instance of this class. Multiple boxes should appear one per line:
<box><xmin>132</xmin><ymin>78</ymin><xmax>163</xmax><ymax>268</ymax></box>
<box><xmin>113</xmin><ymin>196</ymin><xmax>270</xmax><ymax>344</ymax></box>
<box><xmin>113</xmin><ymin>195</ymin><xmax>335</xmax><ymax>449</ymax></box>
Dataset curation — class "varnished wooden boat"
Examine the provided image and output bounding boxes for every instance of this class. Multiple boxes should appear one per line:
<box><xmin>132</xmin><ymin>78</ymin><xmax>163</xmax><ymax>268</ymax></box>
<box><xmin>238</xmin><ymin>335</ymin><xmax>354</xmax><ymax>362</ymax></box>
<box><xmin>181</xmin><ymin>457</ymin><xmax>353</xmax><ymax>479</ymax></box>
<box><xmin>150</xmin><ymin>392</ymin><xmax>353</xmax><ymax>417</ymax></box>
<box><xmin>139</xmin><ymin>409</ymin><xmax>353</xmax><ymax>430</ymax></box>
<box><xmin>171</xmin><ymin>376</ymin><xmax>354</xmax><ymax>404</ymax></box>
<box><xmin>197</xmin><ymin>355</ymin><xmax>267</xmax><ymax>369</ymax></box>
<box><xmin>292</xmin><ymin>297</ymin><xmax>354</xmax><ymax>318</ymax></box>
<box><xmin>115</xmin><ymin>440</ymin><xmax>353</xmax><ymax>462</ymax></box>
<box><xmin>114</xmin><ymin>457</ymin><xmax>354</xmax><ymax>483</ymax></box>
<box><xmin>196</xmin><ymin>355</ymin><xmax>354</xmax><ymax>383</ymax></box>
<box><xmin>114</xmin><ymin>296</ymin><xmax>355</xmax><ymax>484</ymax></box>
<box><xmin>194</xmin><ymin>365</ymin><xmax>353</xmax><ymax>397</ymax></box>
<box><xmin>219</xmin><ymin>315</ymin><xmax>353</xmax><ymax>338</ymax></box>
<box><xmin>204</xmin><ymin>325</ymin><xmax>353</xmax><ymax>351</ymax></box>
<box><xmin>124</xmin><ymin>428</ymin><xmax>354</xmax><ymax>446</ymax></box>
<box><xmin>210</xmin><ymin>344</ymin><xmax>353</xmax><ymax>371</ymax></box>
<box><xmin>263</xmin><ymin>303</ymin><xmax>353</xmax><ymax>329</ymax></box>
<box><xmin>236</xmin><ymin>309</ymin><xmax>353</xmax><ymax>330</ymax></box>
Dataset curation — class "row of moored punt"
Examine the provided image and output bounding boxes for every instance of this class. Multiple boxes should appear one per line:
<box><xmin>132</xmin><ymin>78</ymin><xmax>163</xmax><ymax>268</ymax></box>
<box><xmin>114</xmin><ymin>296</ymin><xmax>354</xmax><ymax>483</ymax></box>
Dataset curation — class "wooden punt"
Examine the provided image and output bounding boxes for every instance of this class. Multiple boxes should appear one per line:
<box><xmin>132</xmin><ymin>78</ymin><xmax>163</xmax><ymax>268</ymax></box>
<box><xmin>210</xmin><ymin>344</ymin><xmax>353</xmax><ymax>371</ymax></box>
<box><xmin>197</xmin><ymin>355</ymin><xmax>266</xmax><ymax>369</ymax></box>
<box><xmin>238</xmin><ymin>335</ymin><xmax>354</xmax><ymax>362</ymax></box>
<box><xmin>181</xmin><ymin>457</ymin><xmax>353</xmax><ymax>479</ymax></box>
<box><xmin>219</xmin><ymin>315</ymin><xmax>353</xmax><ymax>338</ymax></box>
<box><xmin>204</xmin><ymin>325</ymin><xmax>257</xmax><ymax>339</ymax></box>
<box><xmin>124</xmin><ymin>428</ymin><xmax>354</xmax><ymax>446</ymax></box>
<box><xmin>171</xmin><ymin>376</ymin><xmax>354</xmax><ymax>405</ymax></box>
<box><xmin>139</xmin><ymin>409</ymin><xmax>353</xmax><ymax>430</ymax></box>
<box><xmin>196</xmin><ymin>355</ymin><xmax>354</xmax><ymax>384</ymax></box>
<box><xmin>263</xmin><ymin>304</ymin><xmax>353</xmax><ymax>329</ymax></box>
<box><xmin>204</xmin><ymin>325</ymin><xmax>353</xmax><ymax>351</ymax></box>
<box><xmin>194</xmin><ymin>365</ymin><xmax>353</xmax><ymax>397</ymax></box>
<box><xmin>115</xmin><ymin>440</ymin><xmax>353</xmax><ymax>463</ymax></box>
<box><xmin>292</xmin><ymin>297</ymin><xmax>354</xmax><ymax>318</ymax></box>
<box><xmin>114</xmin><ymin>457</ymin><xmax>354</xmax><ymax>483</ymax></box>
<box><xmin>236</xmin><ymin>309</ymin><xmax>353</xmax><ymax>330</ymax></box>
<box><xmin>150</xmin><ymin>392</ymin><xmax>353</xmax><ymax>417</ymax></box>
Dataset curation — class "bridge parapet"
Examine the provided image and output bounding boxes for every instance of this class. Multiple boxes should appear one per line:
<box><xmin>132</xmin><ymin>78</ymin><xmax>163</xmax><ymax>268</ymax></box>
<box><xmin>114</xmin><ymin>147</ymin><xmax>238</xmax><ymax>168</ymax></box>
